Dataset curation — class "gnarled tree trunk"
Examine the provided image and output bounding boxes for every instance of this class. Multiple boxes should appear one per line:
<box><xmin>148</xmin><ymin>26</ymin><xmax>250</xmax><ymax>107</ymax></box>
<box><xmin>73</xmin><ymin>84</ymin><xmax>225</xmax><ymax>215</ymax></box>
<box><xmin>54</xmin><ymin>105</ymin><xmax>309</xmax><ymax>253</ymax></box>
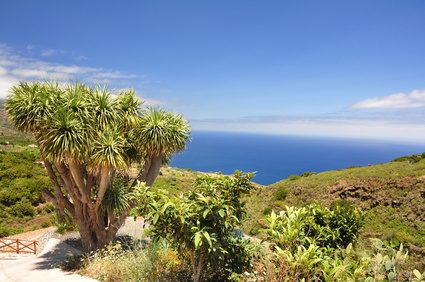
<box><xmin>41</xmin><ymin>157</ymin><xmax>128</xmax><ymax>253</ymax></box>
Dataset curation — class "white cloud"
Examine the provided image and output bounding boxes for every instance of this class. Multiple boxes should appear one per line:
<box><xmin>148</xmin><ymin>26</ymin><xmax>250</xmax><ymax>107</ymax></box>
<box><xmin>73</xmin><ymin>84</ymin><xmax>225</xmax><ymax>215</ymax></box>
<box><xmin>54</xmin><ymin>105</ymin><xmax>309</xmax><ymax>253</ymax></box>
<box><xmin>40</xmin><ymin>49</ymin><xmax>67</xmax><ymax>57</ymax></box>
<box><xmin>0</xmin><ymin>73</ymin><xmax>19</xmax><ymax>99</ymax></box>
<box><xmin>74</xmin><ymin>55</ymin><xmax>87</xmax><ymax>61</ymax></box>
<box><xmin>0</xmin><ymin>44</ymin><xmax>173</xmax><ymax>106</ymax></box>
<box><xmin>350</xmin><ymin>89</ymin><xmax>425</xmax><ymax>109</ymax></box>
<box><xmin>0</xmin><ymin>44</ymin><xmax>135</xmax><ymax>83</ymax></box>
<box><xmin>11</xmin><ymin>68</ymin><xmax>50</xmax><ymax>78</ymax></box>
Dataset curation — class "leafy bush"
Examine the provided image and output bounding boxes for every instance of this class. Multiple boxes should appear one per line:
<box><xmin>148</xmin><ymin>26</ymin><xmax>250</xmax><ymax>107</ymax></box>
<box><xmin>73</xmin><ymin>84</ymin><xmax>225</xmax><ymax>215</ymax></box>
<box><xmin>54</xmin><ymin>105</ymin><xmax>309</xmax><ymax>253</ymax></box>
<box><xmin>10</xmin><ymin>199</ymin><xmax>34</xmax><ymax>217</ymax></box>
<box><xmin>264</xmin><ymin>204</ymin><xmax>364</xmax><ymax>251</ymax></box>
<box><xmin>330</xmin><ymin>199</ymin><xmax>354</xmax><ymax>212</ymax></box>
<box><xmin>258</xmin><ymin>207</ymin><xmax>408</xmax><ymax>281</ymax></box>
<box><xmin>243</xmin><ymin>239</ymin><xmax>409</xmax><ymax>281</ymax></box>
<box><xmin>288</xmin><ymin>174</ymin><xmax>300</xmax><ymax>181</ymax></box>
<box><xmin>249</xmin><ymin>221</ymin><xmax>263</xmax><ymax>236</ymax></box>
<box><xmin>134</xmin><ymin>170</ymin><xmax>256</xmax><ymax>282</ymax></box>
<box><xmin>310</xmin><ymin>203</ymin><xmax>365</xmax><ymax>249</ymax></box>
<box><xmin>72</xmin><ymin>239</ymin><xmax>192</xmax><ymax>281</ymax></box>
<box><xmin>0</xmin><ymin>225</ymin><xmax>23</xmax><ymax>238</ymax></box>
<box><xmin>301</xmin><ymin>171</ymin><xmax>316</xmax><ymax>177</ymax></box>
<box><xmin>274</xmin><ymin>186</ymin><xmax>288</xmax><ymax>201</ymax></box>
<box><xmin>392</xmin><ymin>154</ymin><xmax>423</xmax><ymax>163</ymax></box>
<box><xmin>41</xmin><ymin>221</ymin><xmax>50</xmax><ymax>228</ymax></box>
<box><xmin>262</xmin><ymin>206</ymin><xmax>273</xmax><ymax>215</ymax></box>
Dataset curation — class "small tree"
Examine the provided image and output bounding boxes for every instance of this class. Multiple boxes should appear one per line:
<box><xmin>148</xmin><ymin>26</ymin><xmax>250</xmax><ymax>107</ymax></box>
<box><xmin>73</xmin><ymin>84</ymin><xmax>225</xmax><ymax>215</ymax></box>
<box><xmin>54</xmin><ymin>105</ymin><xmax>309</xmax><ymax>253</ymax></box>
<box><xmin>6</xmin><ymin>80</ymin><xmax>191</xmax><ymax>252</ymax></box>
<box><xmin>134</xmin><ymin>171</ymin><xmax>256</xmax><ymax>282</ymax></box>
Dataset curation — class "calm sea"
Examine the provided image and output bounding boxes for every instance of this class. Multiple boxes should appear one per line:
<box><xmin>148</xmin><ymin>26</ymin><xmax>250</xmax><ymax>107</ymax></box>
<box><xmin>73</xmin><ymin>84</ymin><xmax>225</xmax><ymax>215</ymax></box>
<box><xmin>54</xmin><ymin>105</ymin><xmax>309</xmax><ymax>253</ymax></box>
<box><xmin>170</xmin><ymin>131</ymin><xmax>425</xmax><ymax>185</ymax></box>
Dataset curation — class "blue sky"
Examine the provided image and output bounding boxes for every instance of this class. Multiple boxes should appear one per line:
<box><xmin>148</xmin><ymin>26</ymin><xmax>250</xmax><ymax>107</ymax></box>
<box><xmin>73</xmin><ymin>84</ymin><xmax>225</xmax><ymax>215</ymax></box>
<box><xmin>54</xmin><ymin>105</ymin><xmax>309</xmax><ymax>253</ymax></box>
<box><xmin>1</xmin><ymin>1</ymin><xmax>425</xmax><ymax>142</ymax></box>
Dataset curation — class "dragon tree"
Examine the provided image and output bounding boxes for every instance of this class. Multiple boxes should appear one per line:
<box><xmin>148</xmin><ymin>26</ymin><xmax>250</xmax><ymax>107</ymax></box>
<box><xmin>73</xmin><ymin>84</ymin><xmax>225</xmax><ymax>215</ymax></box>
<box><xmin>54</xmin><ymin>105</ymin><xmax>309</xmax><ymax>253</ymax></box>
<box><xmin>5</xmin><ymin>80</ymin><xmax>191</xmax><ymax>252</ymax></box>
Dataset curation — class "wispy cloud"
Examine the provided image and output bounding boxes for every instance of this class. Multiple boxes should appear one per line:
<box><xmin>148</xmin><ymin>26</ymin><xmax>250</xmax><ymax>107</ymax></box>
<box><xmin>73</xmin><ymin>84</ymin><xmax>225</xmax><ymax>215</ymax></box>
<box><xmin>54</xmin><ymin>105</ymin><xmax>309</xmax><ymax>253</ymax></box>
<box><xmin>40</xmin><ymin>49</ymin><xmax>68</xmax><ymax>57</ymax></box>
<box><xmin>349</xmin><ymin>89</ymin><xmax>425</xmax><ymax>109</ymax></box>
<box><xmin>74</xmin><ymin>55</ymin><xmax>87</xmax><ymax>61</ymax></box>
<box><xmin>0</xmin><ymin>44</ymin><xmax>173</xmax><ymax>108</ymax></box>
<box><xmin>0</xmin><ymin>44</ymin><xmax>144</xmax><ymax>98</ymax></box>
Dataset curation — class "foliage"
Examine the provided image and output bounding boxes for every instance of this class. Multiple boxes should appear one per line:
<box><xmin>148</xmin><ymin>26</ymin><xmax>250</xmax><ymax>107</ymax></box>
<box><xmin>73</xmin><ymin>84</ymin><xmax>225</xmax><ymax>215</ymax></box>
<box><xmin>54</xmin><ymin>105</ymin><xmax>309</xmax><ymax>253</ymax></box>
<box><xmin>134</xmin><ymin>170</ymin><xmax>256</xmax><ymax>282</ymax></box>
<box><xmin>287</xmin><ymin>174</ymin><xmax>300</xmax><ymax>181</ymax></box>
<box><xmin>69</xmin><ymin>238</ymin><xmax>192</xmax><ymax>281</ymax></box>
<box><xmin>413</xmin><ymin>269</ymin><xmax>425</xmax><ymax>282</ymax></box>
<box><xmin>100</xmin><ymin>175</ymin><xmax>132</xmax><ymax>216</ymax></box>
<box><xmin>330</xmin><ymin>199</ymin><xmax>354</xmax><ymax>212</ymax></box>
<box><xmin>51</xmin><ymin>208</ymin><xmax>77</xmax><ymax>234</ymax></box>
<box><xmin>264</xmin><ymin>204</ymin><xmax>364</xmax><ymax>251</ymax></box>
<box><xmin>301</xmin><ymin>171</ymin><xmax>316</xmax><ymax>177</ymax></box>
<box><xmin>263</xmin><ymin>206</ymin><xmax>273</xmax><ymax>215</ymax></box>
<box><xmin>252</xmin><ymin>207</ymin><xmax>409</xmax><ymax>281</ymax></box>
<box><xmin>5</xmin><ymin>80</ymin><xmax>191</xmax><ymax>251</ymax></box>
<box><xmin>274</xmin><ymin>185</ymin><xmax>288</xmax><ymax>201</ymax></box>
<box><xmin>240</xmin><ymin>239</ymin><xmax>409</xmax><ymax>281</ymax></box>
<box><xmin>0</xmin><ymin>149</ymin><xmax>57</xmax><ymax>236</ymax></box>
<box><xmin>242</xmin><ymin>155</ymin><xmax>425</xmax><ymax>263</ymax></box>
<box><xmin>10</xmin><ymin>198</ymin><xmax>34</xmax><ymax>217</ymax></box>
<box><xmin>392</xmin><ymin>153</ymin><xmax>424</xmax><ymax>163</ymax></box>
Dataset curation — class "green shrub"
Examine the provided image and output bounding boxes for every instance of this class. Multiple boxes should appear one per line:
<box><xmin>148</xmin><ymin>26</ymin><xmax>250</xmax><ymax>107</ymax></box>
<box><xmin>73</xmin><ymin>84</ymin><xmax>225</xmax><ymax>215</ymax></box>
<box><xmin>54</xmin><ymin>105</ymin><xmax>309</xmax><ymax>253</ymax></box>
<box><xmin>249</xmin><ymin>221</ymin><xmax>263</xmax><ymax>236</ymax></box>
<box><xmin>0</xmin><ymin>225</ymin><xmax>23</xmax><ymax>237</ymax></box>
<box><xmin>10</xmin><ymin>199</ymin><xmax>34</xmax><ymax>217</ymax></box>
<box><xmin>263</xmin><ymin>206</ymin><xmax>273</xmax><ymax>215</ymax></box>
<box><xmin>301</xmin><ymin>171</ymin><xmax>316</xmax><ymax>177</ymax></box>
<box><xmin>43</xmin><ymin>204</ymin><xmax>55</xmax><ymax>213</ymax></box>
<box><xmin>135</xmin><ymin>171</ymin><xmax>256</xmax><ymax>282</ymax></box>
<box><xmin>288</xmin><ymin>174</ymin><xmax>300</xmax><ymax>181</ymax></box>
<box><xmin>264</xmin><ymin>204</ymin><xmax>364</xmax><ymax>250</ymax></box>
<box><xmin>274</xmin><ymin>200</ymin><xmax>286</xmax><ymax>209</ymax></box>
<box><xmin>275</xmin><ymin>186</ymin><xmax>288</xmax><ymax>201</ymax></box>
<box><xmin>330</xmin><ymin>199</ymin><xmax>354</xmax><ymax>212</ymax></box>
<box><xmin>41</xmin><ymin>221</ymin><xmax>50</xmax><ymax>228</ymax></box>
<box><xmin>392</xmin><ymin>154</ymin><xmax>423</xmax><ymax>163</ymax></box>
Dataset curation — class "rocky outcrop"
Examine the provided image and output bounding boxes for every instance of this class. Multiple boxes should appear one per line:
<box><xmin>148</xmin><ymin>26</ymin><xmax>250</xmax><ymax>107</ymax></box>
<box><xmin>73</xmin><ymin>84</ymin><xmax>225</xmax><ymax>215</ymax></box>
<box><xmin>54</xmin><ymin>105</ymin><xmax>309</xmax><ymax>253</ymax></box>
<box><xmin>329</xmin><ymin>176</ymin><xmax>425</xmax><ymax>221</ymax></box>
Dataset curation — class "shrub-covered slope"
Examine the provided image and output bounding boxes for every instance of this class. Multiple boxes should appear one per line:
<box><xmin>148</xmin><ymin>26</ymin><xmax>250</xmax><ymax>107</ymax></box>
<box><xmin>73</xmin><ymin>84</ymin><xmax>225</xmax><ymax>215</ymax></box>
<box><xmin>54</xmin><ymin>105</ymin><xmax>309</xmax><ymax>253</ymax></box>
<box><xmin>243</xmin><ymin>155</ymin><xmax>425</xmax><ymax>254</ymax></box>
<box><xmin>0</xmin><ymin>149</ymin><xmax>54</xmax><ymax>236</ymax></box>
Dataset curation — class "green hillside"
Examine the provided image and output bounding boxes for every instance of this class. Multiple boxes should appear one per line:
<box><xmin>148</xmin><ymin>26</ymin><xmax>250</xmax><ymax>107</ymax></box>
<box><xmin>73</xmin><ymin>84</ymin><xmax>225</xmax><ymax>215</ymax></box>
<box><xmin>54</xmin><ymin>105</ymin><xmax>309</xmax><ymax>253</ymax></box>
<box><xmin>240</xmin><ymin>154</ymin><xmax>425</xmax><ymax>269</ymax></box>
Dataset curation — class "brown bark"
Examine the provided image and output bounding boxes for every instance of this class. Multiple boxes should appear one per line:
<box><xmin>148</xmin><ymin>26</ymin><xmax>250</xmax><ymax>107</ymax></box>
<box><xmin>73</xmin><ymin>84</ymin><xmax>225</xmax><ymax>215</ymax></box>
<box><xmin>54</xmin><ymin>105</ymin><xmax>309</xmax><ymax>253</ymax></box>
<box><xmin>131</xmin><ymin>153</ymin><xmax>163</xmax><ymax>188</ymax></box>
<box><xmin>38</xmin><ymin>156</ymin><xmax>125</xmax><ymax>252</ymax></box>
<box><xmin>34</xmin><ymin>138</ymin><xmax>144</xmax><ymax>253</ymax></box>
<box><xmin>145</xmin><ymin>154</ymin><xmax>163</xmax><ymax>187</ymax></box>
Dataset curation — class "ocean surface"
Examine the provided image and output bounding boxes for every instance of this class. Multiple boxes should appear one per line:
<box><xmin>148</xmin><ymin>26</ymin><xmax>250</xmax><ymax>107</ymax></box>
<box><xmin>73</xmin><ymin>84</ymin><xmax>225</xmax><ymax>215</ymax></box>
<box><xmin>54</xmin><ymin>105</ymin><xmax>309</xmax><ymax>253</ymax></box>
<box><xmin>170</xmin><ymin>131</ymin><xmax>425</xmax><ymax>185</ymax></box>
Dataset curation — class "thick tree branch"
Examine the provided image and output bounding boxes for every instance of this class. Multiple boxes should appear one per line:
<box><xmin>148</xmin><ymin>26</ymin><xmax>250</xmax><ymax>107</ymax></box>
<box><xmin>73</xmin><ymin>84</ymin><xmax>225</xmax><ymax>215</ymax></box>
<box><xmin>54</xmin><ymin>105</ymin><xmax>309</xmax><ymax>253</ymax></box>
<box><xmin>68</xmin><ymin>160</ymin><xmax>91</xmax><ymax>205</ymax></box>
<box><xmin>95</xmin><ymin>167</ymin><xmax>112</xmax><ymax>210</ymax></box>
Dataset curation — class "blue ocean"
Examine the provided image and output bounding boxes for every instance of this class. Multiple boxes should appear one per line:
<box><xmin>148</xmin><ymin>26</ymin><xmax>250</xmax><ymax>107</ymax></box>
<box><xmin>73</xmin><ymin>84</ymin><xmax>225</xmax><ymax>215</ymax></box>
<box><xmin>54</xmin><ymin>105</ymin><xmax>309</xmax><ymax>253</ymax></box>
<box><xmin>170</xmin><ymin>131</ymin><xmax>425</xmax><ymax>185</ymax></box>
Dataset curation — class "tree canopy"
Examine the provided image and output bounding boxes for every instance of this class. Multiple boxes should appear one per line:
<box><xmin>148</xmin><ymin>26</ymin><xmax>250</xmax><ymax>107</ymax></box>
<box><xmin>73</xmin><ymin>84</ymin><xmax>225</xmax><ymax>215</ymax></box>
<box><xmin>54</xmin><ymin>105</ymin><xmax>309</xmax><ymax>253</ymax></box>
<box><xmin>5</xmin><ymin>80</ymin><xmax>191</xmax><ymax>252</ymax></box>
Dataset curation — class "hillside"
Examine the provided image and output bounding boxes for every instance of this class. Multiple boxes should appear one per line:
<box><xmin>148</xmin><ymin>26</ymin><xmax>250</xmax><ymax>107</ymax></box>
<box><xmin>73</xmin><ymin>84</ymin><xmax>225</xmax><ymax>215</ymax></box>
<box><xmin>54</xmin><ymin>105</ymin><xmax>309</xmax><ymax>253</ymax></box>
<box><xmin>240</xmin><ymin>155</ymin><xmax>425</xmax><ymax>269</ymax></box>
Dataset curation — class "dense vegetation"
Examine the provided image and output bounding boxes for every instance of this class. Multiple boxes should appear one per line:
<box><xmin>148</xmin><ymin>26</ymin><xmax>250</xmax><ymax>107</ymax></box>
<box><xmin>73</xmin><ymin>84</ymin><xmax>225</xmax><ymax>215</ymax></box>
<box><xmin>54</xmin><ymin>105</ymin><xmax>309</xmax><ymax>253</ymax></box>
<box><xmin>65</xmin><ymin>168</ymin><xmax>424</xmax><ymax>281</ymax></box>
<box><xmin>0</xmin><ymin>148</ymin><xmax>54</xmax><ymax>237</ymax></box>
<box><xmin>1</xmin><ymin>95</ymin><xmax>425</xmax><ymax>280</ymax></box>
